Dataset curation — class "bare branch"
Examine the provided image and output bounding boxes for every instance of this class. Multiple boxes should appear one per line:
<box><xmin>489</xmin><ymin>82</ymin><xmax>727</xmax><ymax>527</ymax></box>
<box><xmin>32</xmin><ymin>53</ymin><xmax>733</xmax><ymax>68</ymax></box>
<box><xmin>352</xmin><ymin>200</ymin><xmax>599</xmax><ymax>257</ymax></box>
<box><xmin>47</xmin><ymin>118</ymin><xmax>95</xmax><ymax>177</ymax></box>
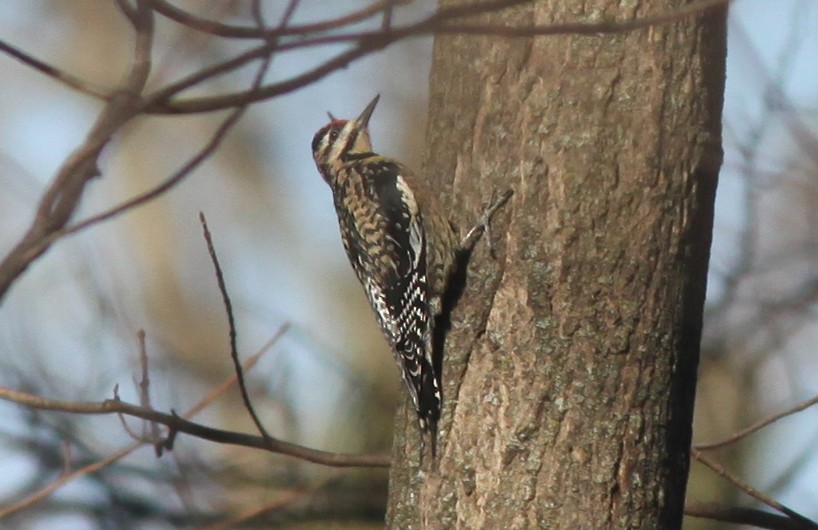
<box><xmin>691</xmin><ymin>448</ymin><xmax>818</xmax><ymax>529</ymax></box>
<box><xmin>54</xmin><ymin>105</ymin><xmax>240</xmax><ymax>243</ymax></box>
<box><xmin>148</xmin><ymin>42</ymin><xmax>377</xmax><ymax>114</ymax></box>
<box><xmin>60</xmin><ymin>440</ymin><xmax>71</xmax><ymax>476</ymax></box>
<box><xmin>0</xmin><ymin>0</ymin><xmax>734</xmax><ymax>303</ymax></box>
<box><xmin>0</xmin><ymin>386</ymin><xmax>390</xmax><ymax>468</ymax></box>
<box><xmin>55</xmin><ymin>0</ymin><xmax>285</xmax><ymax>241</ymax></box>
<box><xmin>195</xmin><ymin>475</ymin><xmax>338</xmax><ymax>530</ymax></box>
<box><xmin>114</xmin><ymin>0</ymin><xmax>141</xmax><ymax>25</ymax></box>
<box><xmin>115</xmin><ymin>385</ymin><xmax>150</xmax><ymax>444</ymax></box>
<box><xmin>685</xmin><ymin>501</ymin><xmax>811</xmax><ymax>530</ymax></box>
<box><xmin>199</xmin><ymin>212</ymin><xmax>271</xmax><ymax>440</ymax></box>
<box><xmin>181</xmin><ymin>2</ymin><xmax>283</xmax><ymax>444</ymax></box>
<box><xmin>6</xmin><ymin>0</ymin><xmax>286</xmax><ymax>262</ymax></box>
<box><xmin>0</xmin><ymin>443</ymin><xmax>136</xmax><ymax>519</ymax></box>
<box><xmin>137</xmin><ymin>331</ymin><xmax>151</xmax><ymax>410</ymax></box>
<box><xmin>148</xmin><ymin>0</ymin><xmax>399</xmax><ymax>39</ymax></box>
<box><xmin>143</xmin><ymin>0</ymin><xmax>730</xmax><ymax>114</ymax></box>
<box><xmin>0</xmin><ymin>1</ymin><xmax>154</xmax><ymax>301</ymax></box>
<box><xmin>695</xmin><ymin>392</ymin><xmax>818</xmax><ymax>451</ymax></box>
<box><xmin>0</xmin><ymin>326</ymin><xmax>288</xmax><ymax>518</ymax></box>
<box><xmin>0</xmin><ymin>38</ymin><xmax>109</xmax><ymax>99</ymax></box>
<box><xmin>730</xmin><ymin>20</ymin><xmax>818</xmax><ymax>168</ymax></box>
<box><xmin>187</xmin><ymin>324</ymin><xmax>291</xmax><ymax>418</ymax></box>
<box><xmin>135</xmin><ymin>330</ymin><xmax>163</xmax><ymax>452</ymax></box>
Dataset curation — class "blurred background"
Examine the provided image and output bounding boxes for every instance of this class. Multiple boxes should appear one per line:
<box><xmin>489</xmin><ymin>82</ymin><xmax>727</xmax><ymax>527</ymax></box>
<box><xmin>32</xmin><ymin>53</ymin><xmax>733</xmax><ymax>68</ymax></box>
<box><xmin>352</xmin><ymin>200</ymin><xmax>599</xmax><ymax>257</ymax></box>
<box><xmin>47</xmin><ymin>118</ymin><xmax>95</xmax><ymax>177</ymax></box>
<box><xmin>0</xmin><ymin>1</ymin><xmax>816</xmax><ymax>528</ymax></box>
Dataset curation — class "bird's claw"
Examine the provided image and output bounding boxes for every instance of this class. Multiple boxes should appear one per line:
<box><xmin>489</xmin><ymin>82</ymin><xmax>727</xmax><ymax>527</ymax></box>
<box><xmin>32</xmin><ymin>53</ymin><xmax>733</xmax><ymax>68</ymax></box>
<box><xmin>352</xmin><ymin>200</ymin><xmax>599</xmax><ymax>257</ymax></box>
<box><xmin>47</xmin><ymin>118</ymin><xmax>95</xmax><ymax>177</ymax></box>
<box><xmin>460</xmin><ymin>189</ymin><xmax>513</xmax><ymax>255</ymax></box>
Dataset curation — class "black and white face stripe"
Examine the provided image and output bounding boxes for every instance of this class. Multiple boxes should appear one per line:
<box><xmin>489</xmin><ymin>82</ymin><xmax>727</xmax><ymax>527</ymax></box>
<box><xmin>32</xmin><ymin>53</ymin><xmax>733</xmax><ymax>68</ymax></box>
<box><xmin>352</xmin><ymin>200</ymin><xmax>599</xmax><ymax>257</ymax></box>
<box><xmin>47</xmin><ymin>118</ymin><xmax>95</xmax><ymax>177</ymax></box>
<box><xmin>311</xmin><ymin>119</ymin><xmax>374</xmax><ymax>183</ymax></box>
<box><xmin>331</xmin><ymin>120</ymin><xmax>365</xmax><ymax>161</ymax></box>
<box><xmin>310</xmin><ymin>122</ymin><xmax>335</xmax><ymax>155</ymax></box>
<box><xmin>312</xmin><ymin>96</ymin><xmax>379</xmax><ymax>178</ymax></box>
<box><xmin>311</xmin><ymin>120</ymin><xmax>346</xmax><ymax>162</ymax></box>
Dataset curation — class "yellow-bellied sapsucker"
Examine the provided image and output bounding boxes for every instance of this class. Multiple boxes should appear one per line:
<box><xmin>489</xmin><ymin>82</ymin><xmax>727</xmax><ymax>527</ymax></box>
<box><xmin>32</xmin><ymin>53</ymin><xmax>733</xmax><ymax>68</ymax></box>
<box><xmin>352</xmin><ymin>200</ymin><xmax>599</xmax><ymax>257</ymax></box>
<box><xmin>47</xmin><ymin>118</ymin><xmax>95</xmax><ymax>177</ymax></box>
<box><xmin>311</xmin><ymin>95</ymin><xmax>511</xmax><ymax>454</ymax></box>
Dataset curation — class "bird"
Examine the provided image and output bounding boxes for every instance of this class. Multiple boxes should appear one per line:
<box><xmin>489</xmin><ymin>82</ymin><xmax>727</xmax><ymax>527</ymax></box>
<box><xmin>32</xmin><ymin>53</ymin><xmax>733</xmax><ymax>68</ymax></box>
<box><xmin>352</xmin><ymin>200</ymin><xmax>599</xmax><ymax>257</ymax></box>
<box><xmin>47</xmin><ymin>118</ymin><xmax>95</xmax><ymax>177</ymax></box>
<box><xmin>311</xmin><ymin>95</ymin><xmax>511</xmax><ymax>456</ymax></box>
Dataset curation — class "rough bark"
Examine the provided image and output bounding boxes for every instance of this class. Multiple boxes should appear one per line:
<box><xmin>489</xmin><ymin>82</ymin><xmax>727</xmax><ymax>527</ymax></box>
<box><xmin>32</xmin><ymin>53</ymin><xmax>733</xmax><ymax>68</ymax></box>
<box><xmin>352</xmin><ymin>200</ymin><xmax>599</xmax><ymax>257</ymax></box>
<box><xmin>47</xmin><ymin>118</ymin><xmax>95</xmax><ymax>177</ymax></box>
<box><xmin>386</xmin><ymin>1</ymin><xmax>725</xmax><ymax>528</ymax></box>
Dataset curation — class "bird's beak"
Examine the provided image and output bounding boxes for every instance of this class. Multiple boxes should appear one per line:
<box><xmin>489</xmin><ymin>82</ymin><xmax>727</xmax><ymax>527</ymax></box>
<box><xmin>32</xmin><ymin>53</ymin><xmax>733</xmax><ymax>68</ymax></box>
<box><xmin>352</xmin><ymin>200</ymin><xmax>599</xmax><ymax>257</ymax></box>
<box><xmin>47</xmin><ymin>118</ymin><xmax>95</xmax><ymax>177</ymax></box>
<box><xmin>327</xmin><ymin>111</ymin><xmax>336</xmax><ymax>121</ymax></box>
<box><xmin>357</xmin><ymin>94</ymin><xmax>380</xmax><ymax>128</ymax></box>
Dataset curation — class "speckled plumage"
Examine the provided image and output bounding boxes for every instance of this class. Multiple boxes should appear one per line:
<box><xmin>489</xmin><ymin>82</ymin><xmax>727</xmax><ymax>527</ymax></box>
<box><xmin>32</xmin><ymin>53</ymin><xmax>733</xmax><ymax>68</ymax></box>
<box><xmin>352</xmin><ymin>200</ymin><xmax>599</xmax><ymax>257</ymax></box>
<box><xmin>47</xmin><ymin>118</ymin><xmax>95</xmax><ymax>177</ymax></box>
<box><xmin>312</xmin><ymin>96</ymin><xmax>457</xmax><ymax>449</ymax></box>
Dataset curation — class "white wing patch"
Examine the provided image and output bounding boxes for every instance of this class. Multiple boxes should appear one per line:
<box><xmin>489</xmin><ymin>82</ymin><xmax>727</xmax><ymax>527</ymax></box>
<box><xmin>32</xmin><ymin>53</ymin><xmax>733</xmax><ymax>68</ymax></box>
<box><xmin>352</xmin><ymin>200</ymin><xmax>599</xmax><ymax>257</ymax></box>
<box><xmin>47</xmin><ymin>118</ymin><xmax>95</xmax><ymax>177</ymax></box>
<box><xmin>395</xmin><ymin>176</ymin><xmax>423</xmax><ymax>268</ymax></box>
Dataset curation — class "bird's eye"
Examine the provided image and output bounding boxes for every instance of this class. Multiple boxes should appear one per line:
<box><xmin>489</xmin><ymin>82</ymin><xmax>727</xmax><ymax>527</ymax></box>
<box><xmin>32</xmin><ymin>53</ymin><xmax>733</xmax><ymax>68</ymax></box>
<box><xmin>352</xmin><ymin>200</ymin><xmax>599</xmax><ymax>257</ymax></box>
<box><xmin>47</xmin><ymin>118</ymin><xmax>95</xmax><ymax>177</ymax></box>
<box><xmin>329</xmin><ymin>128</ymin><xmax>339</xmax><ymax>142</ymax></box>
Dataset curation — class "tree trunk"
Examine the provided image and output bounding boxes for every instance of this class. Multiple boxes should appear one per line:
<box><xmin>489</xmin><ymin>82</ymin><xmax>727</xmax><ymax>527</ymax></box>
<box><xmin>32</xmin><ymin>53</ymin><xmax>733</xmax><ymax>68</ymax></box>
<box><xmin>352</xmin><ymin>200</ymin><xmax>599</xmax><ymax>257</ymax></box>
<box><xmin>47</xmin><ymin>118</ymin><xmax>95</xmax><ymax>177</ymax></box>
<box><xmin>387</xmin><ymin>0</ymin><xmax>726</xmax><ymax>528</ymax></box>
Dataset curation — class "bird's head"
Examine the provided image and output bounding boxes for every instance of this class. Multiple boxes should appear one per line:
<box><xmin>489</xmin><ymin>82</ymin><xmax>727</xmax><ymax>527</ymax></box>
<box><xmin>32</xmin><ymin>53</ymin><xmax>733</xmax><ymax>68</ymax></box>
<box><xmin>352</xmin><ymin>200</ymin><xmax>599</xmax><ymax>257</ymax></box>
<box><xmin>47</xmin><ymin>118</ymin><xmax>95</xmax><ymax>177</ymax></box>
<box><xmin>311</xmin><ymin>95</ymin><xmax>379</xmax><ymax>185</ymax></box>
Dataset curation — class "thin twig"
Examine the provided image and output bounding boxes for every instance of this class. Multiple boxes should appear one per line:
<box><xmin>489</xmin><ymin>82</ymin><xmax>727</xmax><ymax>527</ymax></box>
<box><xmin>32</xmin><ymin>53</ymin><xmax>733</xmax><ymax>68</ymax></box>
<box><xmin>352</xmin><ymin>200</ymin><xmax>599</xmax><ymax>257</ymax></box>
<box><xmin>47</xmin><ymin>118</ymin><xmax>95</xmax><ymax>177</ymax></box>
<box><xmin>187</xmin><ymin>324</ymin><xmax>290</xmax><ymax>418</ymax></box>
<box><xmin>60</xmin><ymin>440</ymin><xmax>72</xmax><ymax>476</ymax></box>
<box><xmin>55</xmin><ymin>0</ymin><xmax>283</xmax><ymax>240</ymax></box>
<box><xmin>685</xmin><ymin>501</ymin><xmax>809</xmax><ymax>530</ymax></box>
<box><xmin>0</xmin><ymin>0</ymin><xmax>732</xmax><ymax>301</ymax></box>
<box><xmin>0</xmin><ymin>326</ymin><xmax>288</xmax><ymax>518</ymax></box>
<box><xmin>56</xmin><ymin>104</ymin><xmax>241</xmax><ymax>240</ymax></box>
<box><xmin>0</xmin><ymin>39</ymin><xmax>109</xmax><ymax>99</ymax></box>
<box><xmin>0</xmin><ymin>1</ymin><xmax>154</xmax><ymax>301</ymax></box>
<box><xmin>695</xmin><ymin>392</ymin><xmax>818</xmax><ymax>450</ymax></box>
<box><xmin>194</xmin><ymin>474</ymin><xmax>339</xmax><ymax>530</ymax></box>
<box><xmin>114</xmin><ymin>0</ymin><xmax>140</xmax><ymax>24</ymax></box>
<box><xmin>135</xmin><ymin>330</ymin><xmax>163</xmax><ymax>452</ymax></box>
<box><xmin>148</xmin><ymin>0</ymin><xmax>397</xmax><ymax>39</ymax></box>
<box><xmin>269</xmin><ymin>0</ymin><xmax>300</xmax><ymax>31</ymax></box>
<box><xmin>142</xmin><ymin>0</ymin><xmax>730</xmax><ymax>114</ymax></box>
<box><xmin>185</xmin><ymin>0</ymin><xmax>284</xmax><ymax>442</ymax></box>
<box><xmin>0</xmin><ymin>443</ymin><xmax>137</xmax><ymax>519</ymax></box>
<box><xmin>114</xmin><ymin>381</ymin><xmax>145</xmax><ymax>441</ymax></box>
<box><xmin>137</xmin><ymin>330</ymin><xmax>151</xmax><ymax>409</ymax></box>
<box><xmin>199</xmin><ymin>212</ymin><xmax>271</xmax><ymax>440</ymax></box>
<box><xmin>691</xmin><ymin>448</ymin><xmax>818</xmax><ymax>529</ymax></box>
<box><xmin>147</xmin><ymin>43</ymin><xmax>379</xmax><ymax>114</ymax></box>
<box><xmin>0</xmin><ymin>386</ymin><xmax>390</xmax><ymax>468</ymax></box>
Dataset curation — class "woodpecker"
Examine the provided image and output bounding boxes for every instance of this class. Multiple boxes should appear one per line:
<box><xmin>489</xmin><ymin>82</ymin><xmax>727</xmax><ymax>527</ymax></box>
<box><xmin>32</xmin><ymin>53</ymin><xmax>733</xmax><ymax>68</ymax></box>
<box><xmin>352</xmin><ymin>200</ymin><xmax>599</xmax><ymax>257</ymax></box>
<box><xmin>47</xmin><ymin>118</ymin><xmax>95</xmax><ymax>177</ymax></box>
<box><xmin>311</xmin><ymin>95</ymin><xmax>511</xmax><ymax>455</ymax></box>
